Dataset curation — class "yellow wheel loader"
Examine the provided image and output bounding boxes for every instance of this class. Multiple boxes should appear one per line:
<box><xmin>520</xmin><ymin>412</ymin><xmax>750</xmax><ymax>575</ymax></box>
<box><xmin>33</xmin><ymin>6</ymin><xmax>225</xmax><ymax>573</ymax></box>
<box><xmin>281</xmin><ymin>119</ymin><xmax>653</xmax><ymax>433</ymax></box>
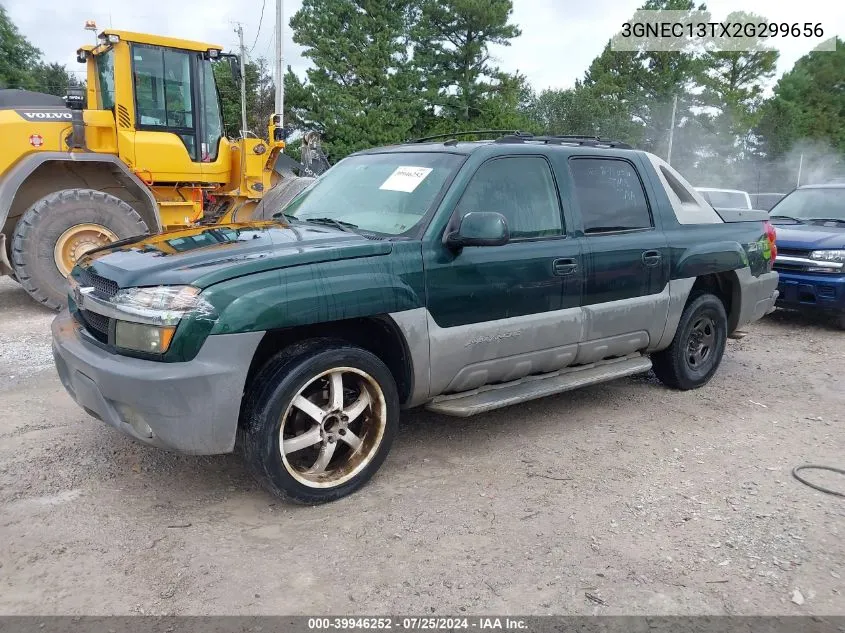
<box><xmin>0</xmin><ymin>29</ymin><xmax>323</xmax><ymax>309</ymax></box>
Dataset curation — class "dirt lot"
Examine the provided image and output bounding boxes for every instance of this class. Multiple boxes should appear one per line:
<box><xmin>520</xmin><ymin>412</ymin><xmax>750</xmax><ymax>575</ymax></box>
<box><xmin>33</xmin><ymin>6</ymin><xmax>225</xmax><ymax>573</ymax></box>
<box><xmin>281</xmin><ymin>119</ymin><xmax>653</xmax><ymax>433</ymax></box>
<box><xmin>1</xmin><ymin>275</ymin><xmax>843</xmax><ymax>616</ymax></box>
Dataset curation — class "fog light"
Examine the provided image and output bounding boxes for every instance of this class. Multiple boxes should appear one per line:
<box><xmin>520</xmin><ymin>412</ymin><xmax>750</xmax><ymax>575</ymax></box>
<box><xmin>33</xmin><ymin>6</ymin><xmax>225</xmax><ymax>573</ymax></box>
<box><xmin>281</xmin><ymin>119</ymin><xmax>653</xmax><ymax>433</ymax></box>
<box><xmin>116</xmin><ymin>404</ymin><xmax>153</xmax><ymax>438</ymax></box>
<box><xmin>115</xmin><ymin>321</ymin><xmax>175</xmax><ymax>353</ymax></box>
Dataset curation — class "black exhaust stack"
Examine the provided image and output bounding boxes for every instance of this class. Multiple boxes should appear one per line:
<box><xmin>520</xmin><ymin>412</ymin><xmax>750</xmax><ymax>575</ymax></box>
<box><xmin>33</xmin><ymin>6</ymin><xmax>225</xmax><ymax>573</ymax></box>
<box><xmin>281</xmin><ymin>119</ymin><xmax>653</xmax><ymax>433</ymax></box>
<box><xmin>64</xmin><ymin>86</ymin><xmax>87</xmax><ymax>150</ymax></box>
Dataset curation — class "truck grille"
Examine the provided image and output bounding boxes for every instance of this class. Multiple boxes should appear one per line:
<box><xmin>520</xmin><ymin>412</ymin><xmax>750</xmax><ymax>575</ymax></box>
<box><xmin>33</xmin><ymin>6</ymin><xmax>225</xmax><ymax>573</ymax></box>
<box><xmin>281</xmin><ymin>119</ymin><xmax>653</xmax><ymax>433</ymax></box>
<box><xmin>774</xmin><ymin>260</ymin><xmax>810</xmax><ymax>272</ymax></box>
<box><xmin>777</xmin><ymin>248</ymin><xmax>810</xmax><ymax>258</ymax></box>
<box><xmin>77</xmin><ymin>267</ymin><xmax>119</xmax><ymax>299</ymax></box>
<box><xmin>75</xmin><ymin>309</ymin><xmax>111</xmax><ymax>344</ymax></box>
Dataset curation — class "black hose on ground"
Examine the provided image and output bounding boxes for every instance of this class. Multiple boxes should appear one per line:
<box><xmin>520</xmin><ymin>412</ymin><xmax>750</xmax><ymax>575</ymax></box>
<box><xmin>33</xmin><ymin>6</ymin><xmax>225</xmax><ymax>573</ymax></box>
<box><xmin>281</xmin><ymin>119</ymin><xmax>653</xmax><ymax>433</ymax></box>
<box><xmin>792</xmin><ymin>464</ymin><xmax>845</xmax><ymax>498</ymax></box>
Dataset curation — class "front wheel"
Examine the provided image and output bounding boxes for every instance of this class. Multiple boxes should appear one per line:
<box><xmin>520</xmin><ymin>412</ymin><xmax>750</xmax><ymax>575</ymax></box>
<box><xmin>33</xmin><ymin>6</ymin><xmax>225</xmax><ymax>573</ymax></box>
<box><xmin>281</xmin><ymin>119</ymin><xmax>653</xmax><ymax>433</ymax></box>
<box><xmin>652</xmin><ymin>293</ymin><xmax>728</xmax><ymax>390</ymax></box>
<box><xmin>240</xmin><ymin>339</ymin><xmax>399</xmax><ymax>504</ymax></box>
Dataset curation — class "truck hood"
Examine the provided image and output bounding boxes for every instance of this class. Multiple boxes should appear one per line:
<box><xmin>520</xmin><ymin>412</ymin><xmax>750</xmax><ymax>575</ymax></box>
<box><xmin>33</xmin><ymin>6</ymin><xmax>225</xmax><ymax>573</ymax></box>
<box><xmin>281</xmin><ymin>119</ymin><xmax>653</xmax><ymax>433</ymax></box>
<box><xmin>78</xmin><ymin>220</ymin><xmax>392</xmax><ymax>289</ymax></box>
<box><xmin>772</xmin><ymin>223</ymin><xmax>845</xmax><ymax>251</ymax></box>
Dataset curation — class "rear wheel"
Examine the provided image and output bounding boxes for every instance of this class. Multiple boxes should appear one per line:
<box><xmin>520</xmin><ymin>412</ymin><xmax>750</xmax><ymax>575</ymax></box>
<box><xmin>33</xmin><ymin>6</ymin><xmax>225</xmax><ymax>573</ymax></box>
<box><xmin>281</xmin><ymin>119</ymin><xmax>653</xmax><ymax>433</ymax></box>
<box><xmin>11</xmin><ymin>189</ymin><xmax>149</xmax><ymax>310</ymax></box>
<box><xmin>652</xmin><ymin>293</ymin><xmax>728</xmax><ymax>390</ymax></box>
<box><xmin>240</xmin><ymin>339</ymin><xmax>399</xmax><ymax>504</ymax></box>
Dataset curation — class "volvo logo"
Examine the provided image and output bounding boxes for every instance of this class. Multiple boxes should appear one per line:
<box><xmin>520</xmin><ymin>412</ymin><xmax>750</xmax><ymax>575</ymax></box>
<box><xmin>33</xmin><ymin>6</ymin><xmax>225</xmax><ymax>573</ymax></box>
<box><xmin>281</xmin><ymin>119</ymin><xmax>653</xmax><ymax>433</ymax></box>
<box><xmin>18</xmin><ymin>110</ymin><xmax>73</xmax><ymax>120</ymax></box>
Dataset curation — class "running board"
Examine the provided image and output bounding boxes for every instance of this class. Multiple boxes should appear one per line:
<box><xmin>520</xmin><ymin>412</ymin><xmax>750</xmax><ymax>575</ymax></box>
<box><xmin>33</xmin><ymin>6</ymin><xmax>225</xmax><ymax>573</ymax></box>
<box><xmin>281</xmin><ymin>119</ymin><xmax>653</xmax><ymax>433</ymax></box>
<box><xmin>425</xmin><ymin>353</ymin><xmax>652</xmax><ymax>417</ymax></box>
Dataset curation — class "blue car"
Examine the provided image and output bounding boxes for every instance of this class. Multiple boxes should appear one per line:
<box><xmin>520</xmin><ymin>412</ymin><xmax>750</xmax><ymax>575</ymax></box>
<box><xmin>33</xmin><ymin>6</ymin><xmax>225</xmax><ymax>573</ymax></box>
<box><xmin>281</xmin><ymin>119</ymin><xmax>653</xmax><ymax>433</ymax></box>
<box><xmin>769</xmin><ymin>183</ymin><xmax>845</xmax><ymax>329</ymax></box>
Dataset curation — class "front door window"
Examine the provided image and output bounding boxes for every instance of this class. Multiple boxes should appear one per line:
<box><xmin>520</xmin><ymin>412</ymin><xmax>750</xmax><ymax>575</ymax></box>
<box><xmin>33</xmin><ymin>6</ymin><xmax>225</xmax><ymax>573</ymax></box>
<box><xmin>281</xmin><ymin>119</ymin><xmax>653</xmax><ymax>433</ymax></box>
<box><xmin>132</xmin><ymin>44</ymin><xmax>197</xmax><ymax>160</ymax></box>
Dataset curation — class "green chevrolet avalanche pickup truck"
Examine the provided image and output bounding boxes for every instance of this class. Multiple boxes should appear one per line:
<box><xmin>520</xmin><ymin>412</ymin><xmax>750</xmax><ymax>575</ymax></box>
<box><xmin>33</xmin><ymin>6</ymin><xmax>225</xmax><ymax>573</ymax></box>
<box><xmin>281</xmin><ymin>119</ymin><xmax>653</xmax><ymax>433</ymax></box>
<box><xmin>51</xmin><ymin>133</ymin><xmax>780</xmax><ymax>503</ymax></box>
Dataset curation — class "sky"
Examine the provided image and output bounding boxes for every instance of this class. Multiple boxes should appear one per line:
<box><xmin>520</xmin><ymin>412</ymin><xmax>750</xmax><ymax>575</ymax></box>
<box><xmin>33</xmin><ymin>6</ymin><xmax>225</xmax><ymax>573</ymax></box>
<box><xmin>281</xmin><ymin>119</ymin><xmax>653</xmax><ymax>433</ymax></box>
<box><xmin>4</xmin><ymin>0</ymin><xmax>844</xmax><ymax>95</ymax></box>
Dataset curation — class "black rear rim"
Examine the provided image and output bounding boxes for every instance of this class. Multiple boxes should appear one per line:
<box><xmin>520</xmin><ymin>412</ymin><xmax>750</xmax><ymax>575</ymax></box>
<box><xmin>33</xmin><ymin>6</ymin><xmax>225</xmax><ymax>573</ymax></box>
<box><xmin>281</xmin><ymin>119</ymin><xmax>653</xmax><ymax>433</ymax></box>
<box><xmin>686</xmin><ymin>314</ymin><xmax>716</xmax><ymax>372</ymax></box>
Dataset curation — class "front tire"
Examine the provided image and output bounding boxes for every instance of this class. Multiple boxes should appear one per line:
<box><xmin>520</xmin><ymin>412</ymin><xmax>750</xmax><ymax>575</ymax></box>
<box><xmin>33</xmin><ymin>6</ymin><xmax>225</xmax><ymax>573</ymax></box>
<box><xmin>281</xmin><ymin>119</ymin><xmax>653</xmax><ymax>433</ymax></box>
<box><xmin>652</xmin><ymin>293</ymin><xmax>728</xmax><ymax>390</ymax></box>
<box><xmin>11</xmin><ymin>189</ymin><xmax>149</xmax><ymax>310</ymax></box>
<box><xmin>240</xmin><ymin>339</ymin><xmax>399</xmax><ymax>504</ymax></box>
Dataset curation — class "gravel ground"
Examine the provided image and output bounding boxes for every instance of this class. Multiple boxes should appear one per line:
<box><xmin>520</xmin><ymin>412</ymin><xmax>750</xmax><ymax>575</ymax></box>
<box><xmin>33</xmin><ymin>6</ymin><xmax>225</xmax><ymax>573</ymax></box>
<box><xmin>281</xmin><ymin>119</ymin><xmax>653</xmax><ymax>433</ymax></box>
<box><xmin>0</xmin><ymin>275</ymin><xmax>843</xmax><ymax>616</ymax></box>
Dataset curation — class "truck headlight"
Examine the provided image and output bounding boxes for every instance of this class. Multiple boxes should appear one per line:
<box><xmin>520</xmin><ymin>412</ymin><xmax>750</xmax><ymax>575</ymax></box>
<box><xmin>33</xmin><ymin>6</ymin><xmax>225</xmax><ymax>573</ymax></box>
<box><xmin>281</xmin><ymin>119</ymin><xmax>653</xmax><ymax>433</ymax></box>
<box><xmin>110</xmin><ymin>286</ymin><xmax>210</xmax><ymax>325</ymax></box>
<box><xmin>115</xmin><ymin>322</ymin><xmax>176</xmax><ymax>353</ymax></box>
<box><xmin>809</xmin><ymin>250</ymin><xmax>845</xmax><ymax>263</ymax></box>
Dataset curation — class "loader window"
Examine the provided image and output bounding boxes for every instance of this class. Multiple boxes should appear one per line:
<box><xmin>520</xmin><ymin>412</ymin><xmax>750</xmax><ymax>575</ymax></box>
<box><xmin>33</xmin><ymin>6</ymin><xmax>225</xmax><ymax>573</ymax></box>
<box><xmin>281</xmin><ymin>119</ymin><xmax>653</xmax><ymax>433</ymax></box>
<box><xmin>96</xmin><ymin>50</ymin><xmax>115</xmax><ymax>110</ymax></box>
<box><xmin>132</xmin><ymin>44</ymin><xmax>197</xmax><ymax>160</ymax></box>
<box><xmin>199</xmin><ymin>60</ymin><xmax>223</xmax><ymax>161</ymax></box>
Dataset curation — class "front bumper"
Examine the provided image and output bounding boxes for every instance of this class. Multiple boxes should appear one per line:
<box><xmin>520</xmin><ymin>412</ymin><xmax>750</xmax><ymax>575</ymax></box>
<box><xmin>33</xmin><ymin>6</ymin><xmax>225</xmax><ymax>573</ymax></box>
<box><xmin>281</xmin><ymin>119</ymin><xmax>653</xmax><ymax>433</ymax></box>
<box><xmin>775</xmin><ymin>269</ymin><xmax>845</xmax><ymax>314</ymax></box>
<box><xmin>51</xmin><ymin>310</ymin><xmax>264</xmax><ymax>455</ymax></box>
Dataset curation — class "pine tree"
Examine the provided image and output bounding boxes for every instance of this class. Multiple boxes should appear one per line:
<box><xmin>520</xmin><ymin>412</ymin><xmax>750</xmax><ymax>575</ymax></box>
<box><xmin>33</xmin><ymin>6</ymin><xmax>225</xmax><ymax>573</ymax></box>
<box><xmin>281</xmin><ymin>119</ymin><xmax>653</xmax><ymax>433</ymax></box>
<box><xmin>290</xmin><ymin>0</ymin><xmax>424</xmax><ymax>159</ymax></box>
<box><xmin>584</xmin><ymin>0</ymin><xmax>708</xmax><ymax>169</ymax></box>
<box><xmin>414</xmin><ymin>0</ymin><xmax>521</xmax><ymax>127</ymax></box>
<box><xmin>757</xmin><ymin>38</ymin><xmax>845</xmax><ymax>158</ymax></box>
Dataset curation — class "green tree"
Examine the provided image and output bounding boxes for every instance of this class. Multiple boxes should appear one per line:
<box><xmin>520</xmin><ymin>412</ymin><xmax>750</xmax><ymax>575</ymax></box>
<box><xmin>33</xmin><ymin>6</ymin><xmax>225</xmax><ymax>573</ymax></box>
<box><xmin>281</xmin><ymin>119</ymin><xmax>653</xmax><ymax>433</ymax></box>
<box><xmin>251</xmin><ymin>57</ymin><xmax>276</xmax><ymax>135</ymax></box>
<box><xmin>696</xmin><ymin>11</ymin><xmax>777</xmax><ymax>172</ymax></box>
<box><xmin>212</xmin><ymin>56</ymin><xmax>262</xmax><ymax>138</ymax></box>
<box><xmin>584</xmin><ymin>0</ymin><xmax>708</xmax><ymax>169</ymax></box>
<box><xmin>414</xmin><ymin>0</ymin><xmax>521</xmax><ymax>126</ymax></box>
<box><xmin>1</xmin><ymin>8</ymin><xmax>85</xmax><ymax>97</ymax></box>
<box><xmin>290</xmin><ymin>0</ymin><xmax>424</xmax><ymax>159</ymax></box>
<box><xmin>0</xmin><ymin>5</ymin><xmax>41</xmax><ymax>89</ymax></box>
<box><xmin>527</xmin><ymin>80</ymin><xmax>644</xmax><ymax>143</ymax></box>
<box><xmin>757</xmin><ymin>38</ymin><xmax>845</xmax><ymax>158</ymax></box>
<box><xmin>27</xmin><ymin>62</ymin><xmax>82</xmax><ymax>96</ymax></box>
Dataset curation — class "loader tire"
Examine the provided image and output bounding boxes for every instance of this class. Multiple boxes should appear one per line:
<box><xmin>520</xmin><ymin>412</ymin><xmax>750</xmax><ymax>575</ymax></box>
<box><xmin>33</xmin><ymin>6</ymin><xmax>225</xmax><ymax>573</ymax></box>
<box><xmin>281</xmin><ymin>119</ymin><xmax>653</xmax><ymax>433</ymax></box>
<box><xmin>11</xmin><ymin>189</ymin><xmax>149</xmax><ymax>310</ymax></box>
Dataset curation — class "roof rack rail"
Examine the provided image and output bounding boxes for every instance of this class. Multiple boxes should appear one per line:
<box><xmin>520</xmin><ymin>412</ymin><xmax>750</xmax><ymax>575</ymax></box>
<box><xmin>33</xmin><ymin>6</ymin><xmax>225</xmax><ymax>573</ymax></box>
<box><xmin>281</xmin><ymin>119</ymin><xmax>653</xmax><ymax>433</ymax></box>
<box><xmin>495</xmin><ymin>133</ymin><xmax>632</xmax><ymax>149</ymax></box>
<box><xmin>408</xmin><ymin>130</ymin><xmax>529</xmax><ymax>144</ymax></box>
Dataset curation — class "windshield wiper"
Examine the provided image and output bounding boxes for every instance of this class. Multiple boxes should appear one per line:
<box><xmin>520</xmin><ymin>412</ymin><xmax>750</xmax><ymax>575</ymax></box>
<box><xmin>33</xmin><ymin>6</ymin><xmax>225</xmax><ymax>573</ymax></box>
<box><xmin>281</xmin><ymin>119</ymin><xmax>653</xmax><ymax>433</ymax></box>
<box><xmin>769</xmin><ymin>215</ymin><xmax>805</xmax><ymax>224</ymax></box>
<box><xmin>807</xmin><ymin>217</ymin><xmax>845</xmax><ymax>225</ymax></box>
<box><xmin>300</xmin><ymin>217</ymin><xmax>359</xmax><ymax>232</ymax></box>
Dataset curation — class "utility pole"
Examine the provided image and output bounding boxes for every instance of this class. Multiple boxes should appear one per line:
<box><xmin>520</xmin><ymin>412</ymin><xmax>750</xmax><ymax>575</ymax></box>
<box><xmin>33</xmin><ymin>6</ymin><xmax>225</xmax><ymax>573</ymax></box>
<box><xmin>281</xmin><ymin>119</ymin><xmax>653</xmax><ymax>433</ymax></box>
<box><xmin>235</xmin><ymin>23</ymin><xmax>248</xmax><ymax>137</ymax></box>
<box><xmin>666</xmin><ymin>94</ymin><xmax>678</xmax><ymax>165</ymax></box>
<box><xmin>797</xmin><ymin>152</ymin><xmax>804</xmax><ymax>187</ymax></box>
<box><xmin>274</xmin><ymin>0</ymin><xmax>284</xmax><ymax>127</ymax></box>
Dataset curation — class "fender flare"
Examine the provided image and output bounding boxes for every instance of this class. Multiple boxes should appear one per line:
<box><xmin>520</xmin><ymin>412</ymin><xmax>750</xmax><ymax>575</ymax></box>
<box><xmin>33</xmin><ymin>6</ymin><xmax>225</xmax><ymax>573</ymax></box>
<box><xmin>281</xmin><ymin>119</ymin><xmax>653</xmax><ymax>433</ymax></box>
<box><xmin>0</xmin><ymin>152</ymin><xmax>161</xmax><ymax>232</ymax></box>
<box><xmin>674</xmin><ymin>241</ymin><xmax>748</xmax><ymax>278</ymax></box>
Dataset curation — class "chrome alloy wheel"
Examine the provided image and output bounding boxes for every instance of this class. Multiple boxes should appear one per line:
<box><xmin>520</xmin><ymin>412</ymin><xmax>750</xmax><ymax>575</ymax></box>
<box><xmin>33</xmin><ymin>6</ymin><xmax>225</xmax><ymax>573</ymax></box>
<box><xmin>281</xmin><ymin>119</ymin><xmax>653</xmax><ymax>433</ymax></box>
<box><xmin>279</xmin><ymin>367</ymin><xmax>387</xmax><ymax>488</ymax></box>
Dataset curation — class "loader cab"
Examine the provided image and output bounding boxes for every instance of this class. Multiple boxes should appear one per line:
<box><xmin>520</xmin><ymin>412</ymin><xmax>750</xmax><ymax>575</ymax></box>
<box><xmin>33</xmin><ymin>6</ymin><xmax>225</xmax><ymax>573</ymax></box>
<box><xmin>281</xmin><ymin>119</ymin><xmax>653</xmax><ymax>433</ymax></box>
<box><xmin>82</xmin><ymin>30</ymin><xmax>233</xmax><ymax>186</ymax></box>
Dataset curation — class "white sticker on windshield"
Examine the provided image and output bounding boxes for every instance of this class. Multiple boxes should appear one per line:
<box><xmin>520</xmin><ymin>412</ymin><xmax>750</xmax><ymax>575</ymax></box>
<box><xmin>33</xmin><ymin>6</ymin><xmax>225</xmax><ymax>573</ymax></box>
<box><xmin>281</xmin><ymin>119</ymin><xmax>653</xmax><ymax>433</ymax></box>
<box><xmin>379</xmin><ymin>166</ymin><xmax>433</xmax><ymax>193</ymax></box>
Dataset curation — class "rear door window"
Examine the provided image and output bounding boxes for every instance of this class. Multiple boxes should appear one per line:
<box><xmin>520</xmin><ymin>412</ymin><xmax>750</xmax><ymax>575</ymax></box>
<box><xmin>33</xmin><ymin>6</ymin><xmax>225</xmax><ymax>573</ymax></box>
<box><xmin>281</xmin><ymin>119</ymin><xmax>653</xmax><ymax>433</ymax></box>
<box><xmin>568</xmin><ymin>158</ymin><xmax>652</xmax><ymax>233</ymax></box>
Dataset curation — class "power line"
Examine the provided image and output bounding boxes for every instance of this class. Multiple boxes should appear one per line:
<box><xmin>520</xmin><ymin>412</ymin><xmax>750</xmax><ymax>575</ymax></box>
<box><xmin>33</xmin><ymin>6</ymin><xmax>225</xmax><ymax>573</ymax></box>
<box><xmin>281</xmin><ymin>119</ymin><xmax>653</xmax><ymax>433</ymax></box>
<box><xmin>249</xmin><ymin>0</ymin><xmax>267</xmax><ymax>54</ymax></box>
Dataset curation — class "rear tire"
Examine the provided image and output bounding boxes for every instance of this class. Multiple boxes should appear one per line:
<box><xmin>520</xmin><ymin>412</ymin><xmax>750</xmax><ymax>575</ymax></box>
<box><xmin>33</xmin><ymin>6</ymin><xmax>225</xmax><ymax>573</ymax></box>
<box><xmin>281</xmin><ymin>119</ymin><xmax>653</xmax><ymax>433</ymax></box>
<box><xmin>240</xmin><ymin>338</ymin><xmax>399</xmax><ymax>504</ymax></box>
<box><xmin>11</xmin><ymin>189</ymin><xmax>149</xmax><ymax>310</ymax></box>
<box><xmin>652</xmin><ymin>293</ymin><xmax>728</xmax><ymax>390</ymax></box>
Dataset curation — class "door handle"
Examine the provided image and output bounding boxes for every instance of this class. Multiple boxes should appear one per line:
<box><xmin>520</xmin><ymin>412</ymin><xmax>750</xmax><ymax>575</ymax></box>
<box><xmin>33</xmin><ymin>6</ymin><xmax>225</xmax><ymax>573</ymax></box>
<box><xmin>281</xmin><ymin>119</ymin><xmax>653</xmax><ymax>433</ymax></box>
<box><xmin>553</xmin><ymin>258</ymin><xmax>578</xmax><ymax>276</ymax></box>
<box><xmin>642</xmin><ymin>250</ymin><xmax>662</xmax><ymax>267</ymax></box>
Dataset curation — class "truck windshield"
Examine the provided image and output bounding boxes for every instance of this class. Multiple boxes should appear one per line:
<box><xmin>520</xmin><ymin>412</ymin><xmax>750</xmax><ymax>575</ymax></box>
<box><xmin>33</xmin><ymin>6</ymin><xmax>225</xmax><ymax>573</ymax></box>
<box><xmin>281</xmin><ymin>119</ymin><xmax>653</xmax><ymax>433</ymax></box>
<box><xmin>770</xmin><ymin>188</ymin><xmax>845</xmax><ymax>221</ymax></box>
<box><xmin>284</xmin><ymin>152</ymin><xmax>463</xmax><ymax>235</ymax></box>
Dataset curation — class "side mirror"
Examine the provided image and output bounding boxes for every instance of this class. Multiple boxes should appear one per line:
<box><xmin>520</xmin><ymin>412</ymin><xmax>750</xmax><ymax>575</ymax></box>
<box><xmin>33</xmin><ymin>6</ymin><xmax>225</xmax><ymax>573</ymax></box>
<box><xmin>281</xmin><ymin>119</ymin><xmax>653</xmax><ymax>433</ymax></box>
<box><xmin>229</xmin><ymin>56</ymin><xmax>242</xmax><ymax>85</ymax></box>
<box><xmin>445</xmin><ymin>212</ymin><xmax>509</xmax><ymax>250</ymax></box>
